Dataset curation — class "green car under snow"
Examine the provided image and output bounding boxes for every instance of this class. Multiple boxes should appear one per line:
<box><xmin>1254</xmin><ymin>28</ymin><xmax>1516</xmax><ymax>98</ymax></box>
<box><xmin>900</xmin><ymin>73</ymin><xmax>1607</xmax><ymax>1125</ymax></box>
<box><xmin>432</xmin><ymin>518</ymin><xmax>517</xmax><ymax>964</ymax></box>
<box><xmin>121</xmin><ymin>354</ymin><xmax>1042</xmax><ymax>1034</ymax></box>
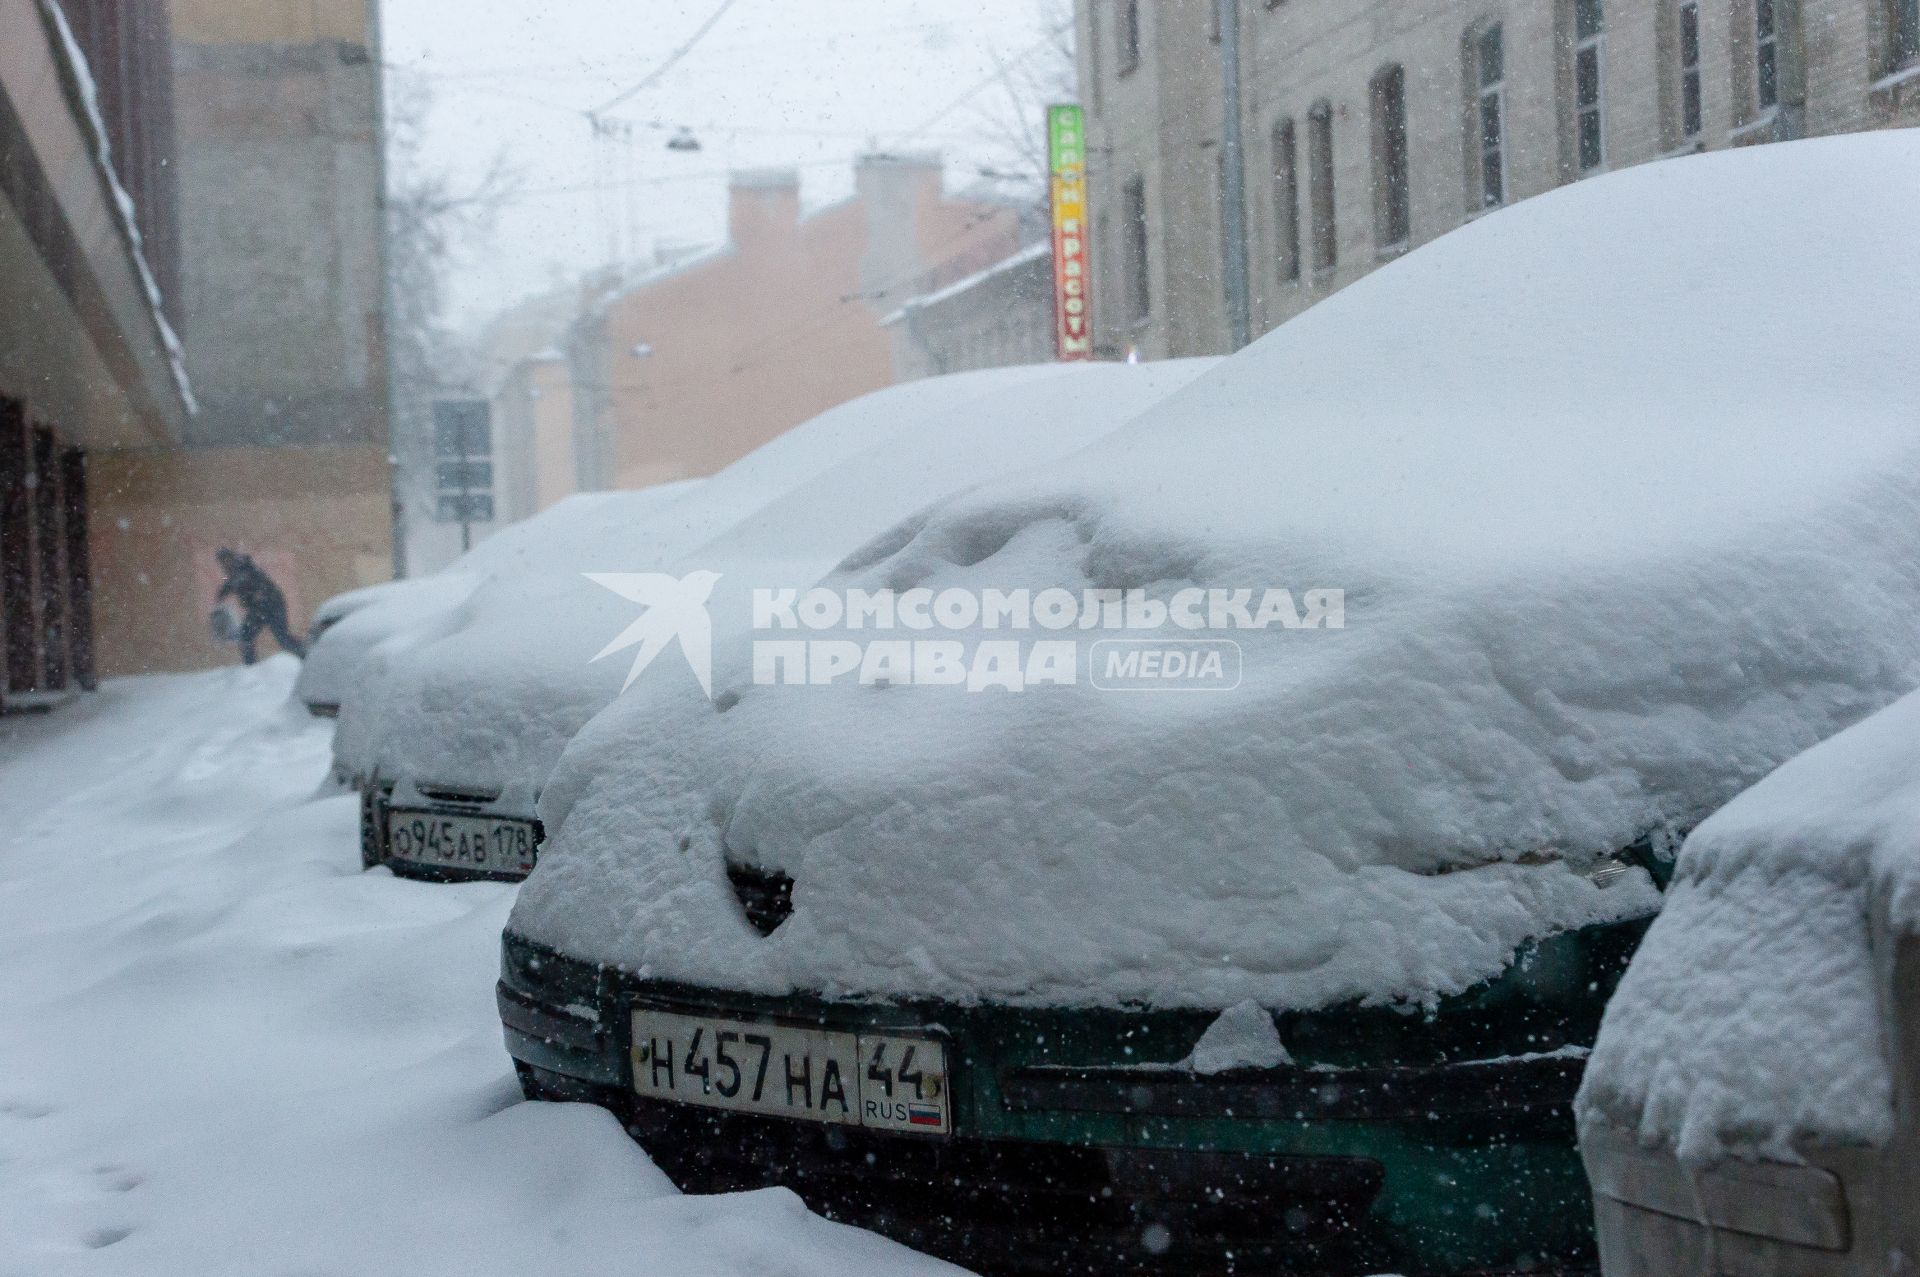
<box><xmin>497</xmin><ymin>136</ymin><xmax>1920</xmax><ymax>1274</ymax></box>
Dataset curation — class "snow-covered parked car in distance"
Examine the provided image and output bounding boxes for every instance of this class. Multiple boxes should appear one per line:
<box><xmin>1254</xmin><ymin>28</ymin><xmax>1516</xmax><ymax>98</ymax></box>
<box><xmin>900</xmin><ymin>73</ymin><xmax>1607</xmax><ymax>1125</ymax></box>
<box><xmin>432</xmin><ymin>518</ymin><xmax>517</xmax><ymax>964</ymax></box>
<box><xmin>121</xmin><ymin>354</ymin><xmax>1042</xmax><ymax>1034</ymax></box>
<box><xmin>297</xmin><ymin>486</ymin><xmax>694</xmax><ymax>724</ymax></box>
<box><xmin>500</xmin><ymin>132</ymin><xmax>1920</xmax><ymax>1275</ymax></box>
<box><xmin>346</xmin><ymin>362</ymin><xmax>1217</xmax><ymax>884</ymax></box>
<box><xmin>1577</xmin><ymin>686</ymin><xmax>1920</xmax><ymax>1275</ymax></box>
<box><xmin>297</xmin><ymin>574</ymin><xmax>482</xmax><ymax>720</ymax></box>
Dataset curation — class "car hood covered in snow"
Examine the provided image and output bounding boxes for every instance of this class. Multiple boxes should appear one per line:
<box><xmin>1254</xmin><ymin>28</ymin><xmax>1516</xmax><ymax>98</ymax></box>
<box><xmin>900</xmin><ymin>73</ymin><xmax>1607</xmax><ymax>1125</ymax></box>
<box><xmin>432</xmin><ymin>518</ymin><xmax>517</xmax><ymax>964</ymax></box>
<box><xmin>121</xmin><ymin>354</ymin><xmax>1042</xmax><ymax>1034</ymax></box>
<box><xmin>1579</xmin><ymin>685</ymin><xmax>1920</xmax><ymax>1166</ymax></box>
<box><xmin>334</xmin><ymin>362</ymin><xmax>1219</xmax><ymax>792</ymax></box>
<box><xmin>513</xmin><ymin>132</ymin><xmax>1920</xmax><ymax>1012</ymax></box>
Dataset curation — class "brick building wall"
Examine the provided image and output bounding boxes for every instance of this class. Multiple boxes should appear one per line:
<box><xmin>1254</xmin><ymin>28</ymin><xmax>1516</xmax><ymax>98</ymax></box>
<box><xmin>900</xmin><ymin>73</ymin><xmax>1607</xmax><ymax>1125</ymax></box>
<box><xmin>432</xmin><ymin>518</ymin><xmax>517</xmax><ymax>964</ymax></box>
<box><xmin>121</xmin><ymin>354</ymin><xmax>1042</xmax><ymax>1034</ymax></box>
<box><xmin>1079</xmin><ymin>0</ymin><xmax>1920</xmax><ymax>358</ymax></box>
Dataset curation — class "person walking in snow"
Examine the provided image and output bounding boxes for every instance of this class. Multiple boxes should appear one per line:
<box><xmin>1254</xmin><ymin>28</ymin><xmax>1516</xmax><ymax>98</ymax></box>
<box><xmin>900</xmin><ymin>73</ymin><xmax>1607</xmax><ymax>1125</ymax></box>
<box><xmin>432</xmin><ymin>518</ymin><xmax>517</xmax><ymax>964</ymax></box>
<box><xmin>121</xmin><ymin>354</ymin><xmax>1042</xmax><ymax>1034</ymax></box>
<box><xmin>213</xmin><ymin>548</ymin><xmax>305</xmax><ymax>664</ymax></box>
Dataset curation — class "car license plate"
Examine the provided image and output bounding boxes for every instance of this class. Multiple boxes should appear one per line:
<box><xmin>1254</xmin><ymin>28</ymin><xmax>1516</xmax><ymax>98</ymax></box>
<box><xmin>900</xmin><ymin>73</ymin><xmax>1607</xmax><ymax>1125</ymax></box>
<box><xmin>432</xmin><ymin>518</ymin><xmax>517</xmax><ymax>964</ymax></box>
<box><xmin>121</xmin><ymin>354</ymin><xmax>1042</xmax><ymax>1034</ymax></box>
<box><xmin>630</xmin><ymin>1008</ymin><xmax>950</xmax><ymax>1135</ymax></box>
<box><xmin>385</xmin><ymin>809</ymin><xmax>537</xmax><ymax>875</ymax></box>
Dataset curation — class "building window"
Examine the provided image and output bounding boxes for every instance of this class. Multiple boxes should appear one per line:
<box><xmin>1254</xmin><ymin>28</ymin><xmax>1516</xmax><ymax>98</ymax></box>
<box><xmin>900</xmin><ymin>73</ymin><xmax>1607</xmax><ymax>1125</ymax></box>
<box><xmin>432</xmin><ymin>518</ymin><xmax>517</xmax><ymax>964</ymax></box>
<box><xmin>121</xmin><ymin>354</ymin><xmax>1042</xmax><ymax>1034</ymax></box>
<box><xmin>1471</xmin><ymin>24</ymin><xmax>1507</xmax><ymax>208</ymax></box>
<box><xmin>1895</xmin><ymin>0</ymin><xmax>1920</xmax><ymax>69</ymax></box>
<box><xmin>1118</xmin><ymin>0</ymin><xmax>1142</xmax><ymax>74</ymax></box>
<box><xmin>1273</xmin><ymin>117</ymin><xmax>1301</xmax><ymax>283</ymax></box>
<box><xmin>1123</xmin><ymin>175</ymin><xmax>1151</xmax><ymax>324</ymax></box>
<box><xmin>1679</xmin><ymin>2</ymin><xmax>1703</xmax><ymax>139</ymax></box>
<box><xmin>1307</xmin><ymin>101</ymin><xmax>1336</xmax><ymax>274</ymax></box>
<box><xmin>1755</xmin><ymin>0</ymin><xmax>1780</xmax><ymax>110</ymax></box>
<box><xmin>432</xmin><ymin>400</ymin><xmax>494</xmax><ymax>524</ymax></box>
<box><xmin>1371</xmin><ymin>65</ymin><xmax>1410</xmax><ymax>253</ymax></box>
<box><xmin>1573</xmin><ymin>0</ymin><xmax>1607</xmax><ymax>173</ymax></box>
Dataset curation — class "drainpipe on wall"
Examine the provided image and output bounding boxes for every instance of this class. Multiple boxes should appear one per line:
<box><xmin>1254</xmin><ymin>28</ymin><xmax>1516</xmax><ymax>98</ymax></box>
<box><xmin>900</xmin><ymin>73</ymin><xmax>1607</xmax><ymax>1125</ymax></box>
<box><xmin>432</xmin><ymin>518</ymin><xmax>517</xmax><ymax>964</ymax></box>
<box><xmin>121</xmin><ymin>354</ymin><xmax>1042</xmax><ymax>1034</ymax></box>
<box><xmin>1217</xmin><ymin>0</ymin><xmax>1252</xmax><ymax>351</ymax></box>
<box><xmin>370</xmin><ymin>0</ymin><xmax>408</xmax><ymax>580</ymax></box>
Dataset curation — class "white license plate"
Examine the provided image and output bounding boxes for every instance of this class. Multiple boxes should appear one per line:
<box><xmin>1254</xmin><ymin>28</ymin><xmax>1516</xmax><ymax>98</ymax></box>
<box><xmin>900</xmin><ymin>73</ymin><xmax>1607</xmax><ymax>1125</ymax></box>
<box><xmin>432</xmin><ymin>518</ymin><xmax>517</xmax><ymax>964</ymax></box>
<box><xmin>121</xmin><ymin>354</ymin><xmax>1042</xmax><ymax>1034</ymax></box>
<box><xmin>386</xmin><ymin>809</ymin><xmax>537</xmax><ymax>875</ymax></box>
<box><xmin>630</xmin><ymin>1008</ymin><xmax>950</xmax><ymax>1135</ymax></box>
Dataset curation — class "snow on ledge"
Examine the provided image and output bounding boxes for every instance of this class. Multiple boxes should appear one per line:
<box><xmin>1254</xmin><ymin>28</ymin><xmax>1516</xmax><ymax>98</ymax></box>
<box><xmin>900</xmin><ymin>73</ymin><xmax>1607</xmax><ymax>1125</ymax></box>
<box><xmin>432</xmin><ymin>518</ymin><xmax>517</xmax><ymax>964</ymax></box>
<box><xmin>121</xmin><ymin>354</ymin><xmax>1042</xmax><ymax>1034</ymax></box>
<box><xmin>39</xmin><ymin>0</ymin><xmax>197</xmax><ymax>415</ymax></box>
<box><xmin>881</xmin><ymin>240</ymin><xmax>1051</xmax><ymax>327</ymax></box>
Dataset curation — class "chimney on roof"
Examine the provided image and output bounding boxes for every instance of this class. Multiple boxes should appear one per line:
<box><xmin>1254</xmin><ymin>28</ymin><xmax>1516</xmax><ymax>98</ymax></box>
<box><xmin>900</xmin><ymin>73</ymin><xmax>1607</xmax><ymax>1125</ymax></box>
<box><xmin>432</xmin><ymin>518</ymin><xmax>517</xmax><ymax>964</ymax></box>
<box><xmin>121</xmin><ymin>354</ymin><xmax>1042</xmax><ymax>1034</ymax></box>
<box><xmin>855</xmin><ymin>151</ymin><xmax>944</xmax><ymax>308</ymax></box>
<box><xmin>728</xmin><ymin>167</ymin><xmax>800</xmax><ymax>249</ymax></box>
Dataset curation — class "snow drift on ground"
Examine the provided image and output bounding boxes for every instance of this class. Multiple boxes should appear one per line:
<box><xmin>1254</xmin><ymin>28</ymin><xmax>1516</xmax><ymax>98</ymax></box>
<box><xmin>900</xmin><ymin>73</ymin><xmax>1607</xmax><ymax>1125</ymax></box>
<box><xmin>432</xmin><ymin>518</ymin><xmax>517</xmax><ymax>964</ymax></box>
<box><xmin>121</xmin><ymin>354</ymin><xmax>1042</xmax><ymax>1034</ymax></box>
<box><xmin>335</xmin><ymin>361</ymin><xmax>1216</xmax><ymax>794</ymax></box>
<box><xmin>1579</xmin><ymin>686</ymin><xmax>1920</xmax><ymax>1167</ymax></box>
<box><xmin>0</xmin><ymin>661</ymin><xmax>966</xmax><ymax>1276</ymax></box>
<box><xmin>515</xmin><ymin>132</ymin><xmax>1920</xmax><ymax>1013</ymax></box>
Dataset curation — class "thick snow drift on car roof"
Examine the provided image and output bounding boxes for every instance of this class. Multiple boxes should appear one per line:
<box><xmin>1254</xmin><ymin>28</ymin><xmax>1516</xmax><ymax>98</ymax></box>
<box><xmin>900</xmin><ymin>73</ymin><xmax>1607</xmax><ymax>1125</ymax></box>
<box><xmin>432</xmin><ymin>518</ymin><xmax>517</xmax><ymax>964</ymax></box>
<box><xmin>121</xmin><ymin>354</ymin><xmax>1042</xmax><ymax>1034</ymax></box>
<box><xmin>514</xmin><ymin>132</ymin><xmax>1920</xmax><ymax>1012</ymax></box>
<box><xmin>339</xmin><ymin>361</ymin><xmax>1216</xmax><ymax>792</ymax></box>
<box><xmin>1580</xmin><ymin>687</ymin><xmax>1920</xmax><ymax>1166</ymax></box>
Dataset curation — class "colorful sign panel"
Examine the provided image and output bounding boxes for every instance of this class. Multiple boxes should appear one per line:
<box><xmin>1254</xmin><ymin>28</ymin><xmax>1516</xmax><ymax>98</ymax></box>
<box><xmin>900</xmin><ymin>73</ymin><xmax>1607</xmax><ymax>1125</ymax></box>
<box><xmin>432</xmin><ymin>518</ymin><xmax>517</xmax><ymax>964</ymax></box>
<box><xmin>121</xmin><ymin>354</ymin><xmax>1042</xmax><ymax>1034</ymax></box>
<box><xmin>1047</xmin><ymin>104</ymin><xmax>1092</xmax><ymax>361</ymax></box>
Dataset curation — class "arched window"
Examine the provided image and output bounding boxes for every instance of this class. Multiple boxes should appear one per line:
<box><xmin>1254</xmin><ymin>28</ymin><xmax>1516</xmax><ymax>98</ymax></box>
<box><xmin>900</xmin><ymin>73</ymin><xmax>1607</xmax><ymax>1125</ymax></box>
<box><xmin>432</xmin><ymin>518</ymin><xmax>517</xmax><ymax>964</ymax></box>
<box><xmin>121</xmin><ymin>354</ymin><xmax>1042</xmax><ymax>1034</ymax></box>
<box><xmin>1273</xmin><ymin>118</ymin><xmax>1300</xmax><ymax>283</ymax></box>
<box><xmin>1371</xmin><ymin>65</ymin><xmax>1410</xmax><ymax>252</ymax></box>
<box><xmin>1307</xmin><ymin>101</ymin><xmax>1336</xmax><ymax>274</ymax></box>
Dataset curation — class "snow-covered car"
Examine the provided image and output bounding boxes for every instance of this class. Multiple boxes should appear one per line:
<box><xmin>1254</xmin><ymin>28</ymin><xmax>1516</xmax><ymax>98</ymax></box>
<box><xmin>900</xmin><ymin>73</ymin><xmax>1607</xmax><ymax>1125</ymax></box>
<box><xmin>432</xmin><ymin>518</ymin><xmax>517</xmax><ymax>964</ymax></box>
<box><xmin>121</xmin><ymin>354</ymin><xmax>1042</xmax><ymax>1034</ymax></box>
<box><xmin>1577</xmin><ymin>686</ymin><xmax>1920</xmax><ymax>1275</ymax></box>
<box><xmin>297</xmin><ymin>574</ymin><xmax>482</xmax><ymax>720</ymax></box>
<box><xmin>348</xmin><ymin>362</ymin><xmax>1217</xmax><ymax>884</ymax></box>
<box><xmin>499</xmin><ymin>132</ymin><xmax>1920</xmax><ymax>1274</ymax></box>
<box><xmin>297</xmin><ymin>487</ymin><xmax>696</xmax><ymax>722</ymax></box>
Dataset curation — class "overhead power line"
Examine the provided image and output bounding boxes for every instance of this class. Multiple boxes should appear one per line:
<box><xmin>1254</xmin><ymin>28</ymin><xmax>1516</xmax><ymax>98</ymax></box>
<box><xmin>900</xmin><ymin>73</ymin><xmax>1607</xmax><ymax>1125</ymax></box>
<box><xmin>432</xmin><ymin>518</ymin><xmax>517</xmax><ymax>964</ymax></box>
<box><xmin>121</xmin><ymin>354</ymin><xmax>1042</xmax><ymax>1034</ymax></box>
<box><xmin>591</xmin><ymin>0</ymin><xmax>744</xmax><ymax>117</ymax></box>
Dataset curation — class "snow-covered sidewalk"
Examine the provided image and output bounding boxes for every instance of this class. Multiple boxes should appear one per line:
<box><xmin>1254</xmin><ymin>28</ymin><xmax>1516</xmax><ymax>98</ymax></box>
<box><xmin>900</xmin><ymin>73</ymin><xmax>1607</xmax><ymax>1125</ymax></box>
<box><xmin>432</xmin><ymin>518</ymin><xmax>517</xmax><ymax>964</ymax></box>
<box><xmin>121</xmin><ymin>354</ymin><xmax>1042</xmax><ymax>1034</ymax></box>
<box><xmin>0</xmin><ymin>659</ymin><xmax>963</xmax><ymax>1276</ymax></box>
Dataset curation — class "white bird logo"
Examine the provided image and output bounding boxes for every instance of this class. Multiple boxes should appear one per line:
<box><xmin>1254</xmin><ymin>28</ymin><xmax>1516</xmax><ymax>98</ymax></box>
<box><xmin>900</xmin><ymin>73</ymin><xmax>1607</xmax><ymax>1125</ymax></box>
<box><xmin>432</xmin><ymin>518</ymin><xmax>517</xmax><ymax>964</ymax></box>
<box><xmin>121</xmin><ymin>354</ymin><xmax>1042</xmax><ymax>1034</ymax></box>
<box><xmin>584</xmin><ymin>570</ymin><xmax>722</xmax><ymax>697</ymax></box>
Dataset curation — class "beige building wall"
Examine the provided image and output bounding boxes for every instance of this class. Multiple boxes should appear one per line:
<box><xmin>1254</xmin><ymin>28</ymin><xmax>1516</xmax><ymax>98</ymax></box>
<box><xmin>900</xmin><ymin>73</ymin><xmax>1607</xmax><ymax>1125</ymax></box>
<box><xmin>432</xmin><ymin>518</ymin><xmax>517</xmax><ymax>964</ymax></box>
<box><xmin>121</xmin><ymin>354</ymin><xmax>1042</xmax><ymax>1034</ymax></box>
<box><xmin>493</xmin><ymin>353</ymin><xmax>576</xmax><ymax>521</ymax></box>
<box><xmin>83</xmin><ymin>0</ymin><xmax>394</xmax><ymax>675</ymax></box>
<box><xmin>168</xmin><ymin>0</ymin><xmax>373</xmax><ymax>46</ymax></box>
<box><xmin>90</xmin><ymin>445</ymin><xmax>392</xmax><ymax>675</ymax></box>
<box><xmin>580</xmin><ymin>157</ymin><xmax>1023</xmax><ymax>488</ymax></box>
<box><xmin>1079</xmin><ymin>0</ymin><xmax>1920</xmax><ymax>357</ymax></box>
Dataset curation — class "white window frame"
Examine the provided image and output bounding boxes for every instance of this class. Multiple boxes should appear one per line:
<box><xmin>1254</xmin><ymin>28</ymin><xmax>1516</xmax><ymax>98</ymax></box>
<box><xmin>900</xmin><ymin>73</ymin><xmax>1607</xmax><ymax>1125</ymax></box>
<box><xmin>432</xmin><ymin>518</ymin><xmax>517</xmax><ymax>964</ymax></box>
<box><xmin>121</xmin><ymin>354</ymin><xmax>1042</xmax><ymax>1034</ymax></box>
<box><xmin>1475</xmin><ymin>23</ymin><xmax>1508</xmax><ymax>208</ymax></box>
<box><xmin>1677</xmin><ymin>1</ymin><xmax>1703</xmax><ymax>140</ymax></box>
<box><xmin>1573</xmin><ymin>0</ymin><xmax>1608</xmax><ymax>174</ymax></box>
<box><xmin>1755</xmin><ymin>0</ymin><xmax>1780</xmax><ymax>112</ymax></box>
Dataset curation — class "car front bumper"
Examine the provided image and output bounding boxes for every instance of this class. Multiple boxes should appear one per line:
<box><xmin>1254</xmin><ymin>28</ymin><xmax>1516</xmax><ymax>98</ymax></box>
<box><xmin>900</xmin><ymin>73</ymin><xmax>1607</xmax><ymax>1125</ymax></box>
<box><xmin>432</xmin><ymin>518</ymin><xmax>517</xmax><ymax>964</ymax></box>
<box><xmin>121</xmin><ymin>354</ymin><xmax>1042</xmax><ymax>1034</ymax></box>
<box><xmin>499</xmin><ymin>919</ymin><xmax>1652</xmax><ymax>1275</ymax></box>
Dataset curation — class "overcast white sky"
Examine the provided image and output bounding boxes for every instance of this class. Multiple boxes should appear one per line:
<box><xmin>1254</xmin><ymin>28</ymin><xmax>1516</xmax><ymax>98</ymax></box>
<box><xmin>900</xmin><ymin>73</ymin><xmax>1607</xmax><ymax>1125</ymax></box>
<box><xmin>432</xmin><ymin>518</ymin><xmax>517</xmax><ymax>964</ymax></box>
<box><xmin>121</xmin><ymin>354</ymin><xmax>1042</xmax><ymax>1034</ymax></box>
<box><xmin>381</xmin><ymin>0</ymin><xmax>1069</xmax><ymax>330</ymax></box>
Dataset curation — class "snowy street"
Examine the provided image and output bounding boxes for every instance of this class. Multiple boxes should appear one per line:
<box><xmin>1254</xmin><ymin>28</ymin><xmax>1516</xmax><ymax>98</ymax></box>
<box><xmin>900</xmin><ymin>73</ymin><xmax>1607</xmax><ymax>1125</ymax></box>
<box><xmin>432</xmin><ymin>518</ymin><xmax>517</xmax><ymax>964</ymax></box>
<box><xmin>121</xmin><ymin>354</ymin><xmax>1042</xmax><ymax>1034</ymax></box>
<box><xmin>0</xmin><ymin>659</ymin><xmax>963</xmax><ymax>1276</ymax></box>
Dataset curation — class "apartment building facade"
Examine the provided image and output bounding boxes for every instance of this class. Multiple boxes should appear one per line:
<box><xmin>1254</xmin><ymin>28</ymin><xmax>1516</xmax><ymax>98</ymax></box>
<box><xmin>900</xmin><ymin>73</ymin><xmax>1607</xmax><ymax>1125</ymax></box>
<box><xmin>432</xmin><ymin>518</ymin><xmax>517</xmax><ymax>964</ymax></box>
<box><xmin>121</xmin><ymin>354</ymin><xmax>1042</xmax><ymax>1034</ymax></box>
<box><xmin>1077</xmin><ymin>0</ymin><xmax>1920</xmax><ymax>358</ymax></box>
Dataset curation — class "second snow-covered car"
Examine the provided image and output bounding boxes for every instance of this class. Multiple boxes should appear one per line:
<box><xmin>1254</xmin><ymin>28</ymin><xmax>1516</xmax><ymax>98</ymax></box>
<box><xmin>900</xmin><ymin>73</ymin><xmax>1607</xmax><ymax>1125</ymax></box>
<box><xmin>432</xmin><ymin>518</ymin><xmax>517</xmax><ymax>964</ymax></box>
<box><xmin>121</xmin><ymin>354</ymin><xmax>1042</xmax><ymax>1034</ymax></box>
<box><xmin>349</xmin><ymin>361</ymin><xmax>1215</xmax><ymax>883</ymax></box>
<box><xmin>500</xmin><ymin>134</ymin><xmax>1920</xmax><ymax>1273</ymax></box>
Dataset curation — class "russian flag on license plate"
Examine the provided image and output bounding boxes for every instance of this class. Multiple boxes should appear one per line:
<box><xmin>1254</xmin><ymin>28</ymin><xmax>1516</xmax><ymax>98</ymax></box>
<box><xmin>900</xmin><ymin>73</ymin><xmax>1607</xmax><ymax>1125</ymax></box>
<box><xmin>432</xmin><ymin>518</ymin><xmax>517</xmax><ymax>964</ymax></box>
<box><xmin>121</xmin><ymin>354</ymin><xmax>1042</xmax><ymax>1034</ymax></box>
<box><xmin>908</xmin><ymin>1103</ymin><xmax>943</xmax><ymax>1126</ymax></box>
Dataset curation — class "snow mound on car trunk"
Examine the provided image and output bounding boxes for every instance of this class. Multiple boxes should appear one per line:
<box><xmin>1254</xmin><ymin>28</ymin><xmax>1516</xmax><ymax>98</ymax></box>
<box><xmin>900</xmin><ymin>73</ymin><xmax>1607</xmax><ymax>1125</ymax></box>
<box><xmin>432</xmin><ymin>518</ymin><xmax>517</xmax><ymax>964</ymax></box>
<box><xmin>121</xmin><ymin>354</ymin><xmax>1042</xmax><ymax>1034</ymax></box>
<box><xmin>514</xmin><ymin>132</ymin><xmax>1920</xmax><ymax>1011</ymax></box>
<box><xmin>1579</xmin><ymin>688</ymin><xmax>1920</xmax><ymax>1165</ymax></box>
